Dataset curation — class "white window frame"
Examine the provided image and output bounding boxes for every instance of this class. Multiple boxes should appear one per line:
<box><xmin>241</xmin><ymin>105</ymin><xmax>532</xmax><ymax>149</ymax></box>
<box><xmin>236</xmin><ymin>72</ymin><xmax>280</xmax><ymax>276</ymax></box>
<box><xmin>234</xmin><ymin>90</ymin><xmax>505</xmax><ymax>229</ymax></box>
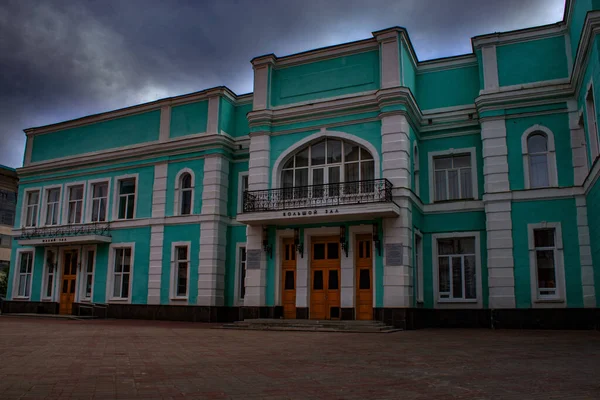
<box><xmin>237</xmin><ymin>172</ymin><xmax>249</xmax><ymax>214</ymax></box>
<box><xmin>106</xmin><ymin>243</ymin><xmax>135</xmax><ymax>303</ymax></box>
<box><xmin>12</xmin><ymin>248</ymin><xmax>36</xmax><ymax>300</ymax></box>
<box><xmin>527</xmin><ymin>222</ymin><xmax>566</xmax><ymax>307</ymax></box>
<box><xmin>62</xmin><ymin>181</ymin><xmax>86</xmax><ymax>225</ymax></box>
<box><xmin>413</xmin><ymin>142</ymin><xmax>420</xmax><ymax>198</ymax></box>
<box><xmin>21</xmin><ymin>187</ymin><xmax>41</xmax><ymax>228</ymax></box>
<box><xmin>86</xmin><ymin>178</ymin><xmax>111</xmax><ymax>223</ymax></box>
<box><xmin>521</xmin><ymin>125</ymin><xmax>558</xmax><ymax>189</ymax></box>
<box><xmin>40</xmin><ymin>184</ymin><xmax>63</xmax><ymax>227</ymax></box>
<box><xmin>80</xmin><ymin>245</ymin><xmax>96</xmax><ymax>302</ymax></box>
<box><xmin>428</xmin><ymin>147</ymin><xmax>479</xmax><ymax>203</ymax></box>
<box><xmin>170</xmin><ymin>241</ymin><xmax>191</xmax><ymax>300</ymax></box>
<box><xmin>585</xmin><ymin>80</ymin><xmax>600</xmax><ymax>161</ymax></box>
<box><xmin>174</xmin><ymin>169</ymin><xmax>195</xmax><ymax>216</ymax></box>
<box><xmin>41</xmin><ymin>247</ymin><xmax>59</xmax><ymax>301</ymax></box>
<box><xmin>414</xmin><ymin>230</ymin><xmax>423</xmax><ymax>304</ymax></box>
<box><xmin>432</xmin><ymin>231</ymin><xmax>482</xmax><ymax>309</ymax></box>
<box><xmin>234</xmin><ymin>243</ymin><xmax>247</xmax><ymax>305</ymax></box>
<box><xmin>112</xmin><ymin>174</ymin><xmax>138</xmax><ymax>221</ymax></box>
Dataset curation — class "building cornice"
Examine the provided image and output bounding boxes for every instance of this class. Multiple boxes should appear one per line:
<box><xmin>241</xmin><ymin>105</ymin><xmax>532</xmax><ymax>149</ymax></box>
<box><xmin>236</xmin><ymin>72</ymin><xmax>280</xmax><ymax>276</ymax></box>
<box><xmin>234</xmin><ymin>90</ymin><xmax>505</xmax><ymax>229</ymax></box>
<box><xmin>471</xmin><ymin>22</ymin><xmax>566</xmax><ymax>50</ymax></box>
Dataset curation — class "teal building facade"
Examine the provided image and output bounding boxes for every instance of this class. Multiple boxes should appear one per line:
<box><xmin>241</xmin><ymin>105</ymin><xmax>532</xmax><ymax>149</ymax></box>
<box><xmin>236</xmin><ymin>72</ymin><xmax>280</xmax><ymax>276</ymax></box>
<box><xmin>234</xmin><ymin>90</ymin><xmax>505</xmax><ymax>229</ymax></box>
<box><xmin>4</xmin><ymin>0</ymin><xmax>600</xmax><ymax>328</ymax></box>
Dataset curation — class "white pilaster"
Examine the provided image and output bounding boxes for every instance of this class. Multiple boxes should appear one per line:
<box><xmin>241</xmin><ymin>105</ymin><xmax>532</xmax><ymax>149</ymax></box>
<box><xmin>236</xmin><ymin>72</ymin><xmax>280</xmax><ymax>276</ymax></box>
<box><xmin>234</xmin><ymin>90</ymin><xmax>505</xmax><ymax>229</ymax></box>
<box><xmin>198</xmin><ymin>154</ymin><xmax>229</xmax><ymax>306</ymax></box>
<box><xmin>24</xmin><ymin>136</ymin><xmax>34</xmax><ymax>166</ymax></box>
<box><xmin>482</xmin><ymin>45</ymin><xmax>499</xmax><ymax>91</ymax></box>
<box><xmin>381</xmin><ymin>114</ymin><xmax>411</xmax><ymax>190</ymax></box>
<box><xmin>248</xmin><ymin>133</ymin><xmax>271</xmax><ymax>191</ymax></box>
<box><xmin>568</xmin><ymin>100</ymin><xmax>589</xmax><ymax>186</ymax></box>
<box><xmin>576</xmin><ymin>196</ymin><xmax>596</xmax><ymax>307</ymax></box>
<box><xmin>159</xmin><ymin>105</ymin><xmax>171</xmax><ymax>142</ymax></box>
<box><xmin>206</xmin><ymin>96</ymin><xmax>220</xmax><ymax>135</ymax></box>
<box><xmin>375</xmin><ymin>29</ymin><xmax>401</xmax><ymax>89</ymax></box>
<box><xmin>147</xmin><ymin>225</ymin><xmax>164</xmax><ymax>305</ymax></box>
<box><xmin>244</xmin><ymin>225</ymin><xmax>267</xmax><ymax>307</ymax></box>
<box><xmin>251</xmin><ymin>55</ymin><xmax>276</xmax><ymax>111</ymax></box>
<box><xmin>382</xmin><ymin>199</ymin><xmax>412</xmax><ymax>308</ymax></box>
<box><xmin>152</xmin><ymin>163</ymin><xmax>167</xmax><ymax>218</ymax></box>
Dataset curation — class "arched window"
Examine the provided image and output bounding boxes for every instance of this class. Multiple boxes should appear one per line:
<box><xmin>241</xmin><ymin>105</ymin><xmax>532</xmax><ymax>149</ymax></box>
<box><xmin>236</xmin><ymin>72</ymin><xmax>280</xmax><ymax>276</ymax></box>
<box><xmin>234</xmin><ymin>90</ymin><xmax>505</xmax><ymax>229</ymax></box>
<box><xmin>280</xmin><ymin>138</ymin><xmax>374</xmax><ymax>197</ymax></box>
<box><xmin>413</xmin><ymin>144</ymin><xmax>420</xmax><ymax>197</ymax></box>
<box><xmin>175</xmin><ymin>170</ymin><xmax>194</xmax><ymax>215</ymax></box>
<box><xmin>522</xmin><ymin>125</ymin><xmax>557</xmax><ymax>189</ymax></box>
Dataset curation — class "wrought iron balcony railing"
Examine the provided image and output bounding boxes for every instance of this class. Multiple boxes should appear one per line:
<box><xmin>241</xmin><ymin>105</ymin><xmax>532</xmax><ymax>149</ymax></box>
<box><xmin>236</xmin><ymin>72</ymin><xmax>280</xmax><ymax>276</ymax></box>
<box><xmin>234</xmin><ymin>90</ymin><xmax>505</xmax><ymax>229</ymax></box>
<box><xmin>18</xmin><ymin>222</ymin><xmax>111</xmax><ymax>240</ymax></box>
<box><xmin>243</xmin><ymin>179</ymin><xmax>394</xmax><ymax>212</ymax></box>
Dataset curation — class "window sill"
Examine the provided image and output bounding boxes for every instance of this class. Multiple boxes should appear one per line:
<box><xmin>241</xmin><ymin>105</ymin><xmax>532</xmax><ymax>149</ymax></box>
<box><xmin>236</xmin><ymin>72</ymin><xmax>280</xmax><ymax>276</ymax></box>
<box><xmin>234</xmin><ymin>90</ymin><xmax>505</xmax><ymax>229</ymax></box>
<box><xmin>12</xmin><ymin>297</ymin><xmax>30</xmax><ymax>300</ymax></box>
<box><xmin>170</xmin><ymin>297</ymin><xmax>188</xmax><ymax>301</ymax></box>
<box><xmin>534</xmin><ymin>298</ymin><xmax>564</xmax><ymax>303</ymax></box>
<box><xmin>437</xmin><ymin>299</ymin><xmax>478</xmax><ymax>303</ymax></box>
<box><xmin>108</xmin><ymin>298</ymin><xmax>130</xmax><ymax>303</ymax></box>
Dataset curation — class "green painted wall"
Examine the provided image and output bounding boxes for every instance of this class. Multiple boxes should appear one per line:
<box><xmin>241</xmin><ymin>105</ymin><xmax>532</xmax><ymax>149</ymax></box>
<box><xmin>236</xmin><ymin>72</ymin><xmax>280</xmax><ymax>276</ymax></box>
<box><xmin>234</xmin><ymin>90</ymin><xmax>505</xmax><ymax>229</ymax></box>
<box><xmin>569</xmin><ymin>0</ymin><xmax>594</xmax><ymax>59</ymax></box>
<box><xmin>401</xmin><ymin>41</ymin><xmax>416</xmax><ymax>94</ymax></box>
<box><xmin>219</xmin><ymin>97</ymin><xmax>235</xmax><ymax>135</ymax></box>
<box><xmin>418</xmin><ymin>133</ymin><xmax>484</xmax><ymax>204</ymax></box>
<box><xmin>497</xmin><ymin>36</ymin><xmax>568</xmax><ymax>87</ymax></box>
<box><xmin>31</xmin><ymin>111</ymin><xmax>161</xmax><ymax>163</ymax></box>
<box><xmin>170</xmin><ymin>100</ymin><xmax>209</xmax><ymax>138</ymax></box>
<box><xmin>165</xmin><ymin>158</ymin><xmax>204</xmax><ymax>217</ymax></box>
<box><xmin>415</xmin><ymin>65</ymin><xmax>479</xmax><ymax>110</ymax></box>
<box><xmin>577</xmin><ymin>36</ymin><xmax>600</xmax><ymax>167</ymax></box>
<box><xmin>270</xmin><ymin>51</ymin><xmax>380</xmax><ymax>107</ymax></box>
<box><xmin>228</xmin><ymin>161</ymin><xmax>249</xmax><ymax>217</ymax></box>
<box><xmin>586</xmin><ymin>178</ymin><xmax>600</xmax><ymax>306</ymax></box>
<box><xmin>233</xmin><ymin>103</ymin><xmax>252</xmax><ymax>138</ymax></box>
<box><xmin>505</xmin><ymin>112</ymin><xmax>574</xmax><ymax>190</ymax></box>
<box><xmin>161</xmin><ymin>224</ymin><xmax>200</xmax><ymax>305</ymax></box>
<box><xmin>225</xmin><ymin>225</ymin><xmax>247</xmax><ymax>306</ymax></box>
<box><xmin>511</xmin><ymin>199</ymin><xmax>583</xmax><ymax>308</ymax></box>
<box><xmin>93</xmin><ymin>243</ymin><xmax>109</xmax><ymax>303</ymax></box>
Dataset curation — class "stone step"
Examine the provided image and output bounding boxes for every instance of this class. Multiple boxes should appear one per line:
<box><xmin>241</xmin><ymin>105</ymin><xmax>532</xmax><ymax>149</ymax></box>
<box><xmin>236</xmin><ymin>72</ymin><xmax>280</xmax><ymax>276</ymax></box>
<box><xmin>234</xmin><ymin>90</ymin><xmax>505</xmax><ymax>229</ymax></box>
<box><xmin>219</xmin><ymin>319</ymin><xmax>401</xmax><ymax>333</ymax></box>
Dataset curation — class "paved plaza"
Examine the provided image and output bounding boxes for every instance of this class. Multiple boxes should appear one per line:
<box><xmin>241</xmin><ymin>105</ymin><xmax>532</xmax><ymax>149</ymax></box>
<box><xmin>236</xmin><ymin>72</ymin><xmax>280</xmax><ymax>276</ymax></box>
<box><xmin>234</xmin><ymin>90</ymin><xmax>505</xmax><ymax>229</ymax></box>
<box><xmin>0</xmin><ymin>317</ymin><xmax>599</xmax><ymax>399</ymax></box>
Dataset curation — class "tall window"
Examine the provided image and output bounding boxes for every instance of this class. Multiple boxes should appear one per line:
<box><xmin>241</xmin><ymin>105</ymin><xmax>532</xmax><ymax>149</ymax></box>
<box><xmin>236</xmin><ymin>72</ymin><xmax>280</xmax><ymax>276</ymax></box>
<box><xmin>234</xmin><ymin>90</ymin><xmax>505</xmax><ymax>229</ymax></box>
<box><xmin>43</xmin><ymin>249</ymin><xmax>57</xmax><ymax>299</ymax></box>
<box><xmin>82</xmin><ymin>249</ymin><xmax>95</xmax><ymax>300</ymax></box>
<box><xmin>172</xmin><ymin>244</ymin><xmax>189</xmax><ymax>298</ymax></box>
<box><xmin>24</xmin><ymin>190</ymin><xmax>40</xmax><ymax>227</ymax></box>
<box><xmin>117</xmin><ymin>178</ymin><xmax>136</xmax><ymax>220</ymax></box>
<box><xmin>413</xmin><ymin>145</ymin><xmax>420</xmax><ymax>197</ymax></box>
<box><xmin>238</xmin><ymin>246</ymin><xmax>247</xmax><ymax>301</ymax></box>
<box><xmin>281</xmin><ymin>138</ymin><xmax>374</xmax><ymax>197</ymax></box>
<box><xmin>437</xmin><ymin>237</ymin><xmax>476</xmax><ymax>301</ymax></box>
<box><xmin>112</xmin><ymin>248</ymin><xmax>132</xmax><ymax>299</ymax></box>
<box><xmin>533</xmin><ymin>228</ymin><xmax>558</xmax><ymax>298</ymax></box>
<box><xmin>90</xmin><ymin>182</ymin><xmax>108</xmax><ymax>222</ymax></box>
<box><xmin>16</xmin><ymin>251</ymin><xmax>34</xmax><ymax>298</ymax></box>
<box><xmin>586</xmin><ymin>85</ymin><xmax>599</xmax><ymax>160</ymax></box>
<box><xmin>238</xmin><ymin>173</ymin><xmax>249</xmax><ymax>213</ymax></box>
<box><xmin>44</xmin><ymin>188</ymin><xmax>61</xmax><ymax>226</ymax></box>
<box><xmin>433</xmin><ymin>154</ymin><xmax>473</xmax><ymax>202</ymax></box>
<box><xmin>67</xmin><ymin>185</ymin><xmax>84</xmax><ymax>224</ymax></box>
<box><xmin>527</xmin><ymin>133</ymin><xmax>549</xmax><ymax>188</ymax></box>
<box><xmin>178</xmin><ymin>173</ymin><xmax>193</xmax><ymax>215</ymax></box>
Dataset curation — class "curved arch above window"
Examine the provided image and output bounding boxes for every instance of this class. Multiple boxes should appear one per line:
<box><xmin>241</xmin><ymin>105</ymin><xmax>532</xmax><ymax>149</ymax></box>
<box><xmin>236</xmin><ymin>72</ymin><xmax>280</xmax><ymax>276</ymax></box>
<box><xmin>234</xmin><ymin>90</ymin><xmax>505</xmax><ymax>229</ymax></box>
<box><xmin>521</xmin><ymin>125</ymin><xmax>557</xmax><ymax>189</ymax></box>
<box><xmin>174</xmin><ymin>168</ymin><xmax>195</xmax><ymax>215</ymax></box>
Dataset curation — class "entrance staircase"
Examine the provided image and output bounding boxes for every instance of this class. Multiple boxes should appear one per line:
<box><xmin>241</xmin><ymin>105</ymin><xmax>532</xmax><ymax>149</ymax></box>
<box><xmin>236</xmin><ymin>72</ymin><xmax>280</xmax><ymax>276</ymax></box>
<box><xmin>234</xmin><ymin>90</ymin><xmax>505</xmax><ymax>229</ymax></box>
<box><xmin>220</xmin><ymin>319</ymin><xmax>401</xmax><ymax>333</ymax></box>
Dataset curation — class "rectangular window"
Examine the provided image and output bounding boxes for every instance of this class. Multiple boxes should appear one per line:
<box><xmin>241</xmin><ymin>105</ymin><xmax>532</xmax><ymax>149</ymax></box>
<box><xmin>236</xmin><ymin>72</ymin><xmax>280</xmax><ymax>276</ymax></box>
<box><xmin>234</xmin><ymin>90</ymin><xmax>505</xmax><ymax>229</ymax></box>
<box><xmin>437</xmin><ymin>237</ymin><xmax>476</xmax><ymax>301</ymax></box>
<box><xmin>66</xmin><ymin>185</ymin><xmax>84</xmax><ymax>224</ymax></box>
<box><xmin>239</xmin><ymin>246</ymin><xmax>246</xmax><ymax>300</ymax></box>
<box><xmin>90</xmin><ymin>182</ymin><xmax>108</xmax><ymax>222</ymax></box>
<box><xmin>433</xmin><ymin>154</ymin><xmax>473</xmax><ymax>202</ymax></box>
<box><xmin>534</xmin><ymin>228</ymin><xmax>557</xmax><ymax>298</ymax></box>
<box><xmin>238</xmin><ymin>173</ymin><xmax>249</xmax><ymax>213</ymax></box>
<box><xmin>172</xmin><ymin>245</ymin><xmax>189</xmax><ymax>298</ymax></box>
<box><xmin>16</xmin><ymin>251</ymin><xmax>34</xmax><ymax>298</ymax></box>
<box><xmin>43</xmin><ymin>249</ymin><xmax>57</xmax><ymax>299</ymax></box>
<box><xmin>83</xmin><ymin>249</ymin><xmax>95</xmax><ymax>300</ymax></box>
<box><xmin>112</xmin><ymin>248</ymin><xmax>132</xmax><ymax>299</ymax></box>
<box><xmin>117</xmin><ymin>178</ymin><xmax>136</xmax><ymax>220</ymax></box>
<box><xmin>586</xmin><ymin>86</ymin><xmax>599</xmax><ymax>160</ymax></box>
<box><xmin>24</xmin><ymin>190</ymin><xmax>40</xmax><ymax>227</ymax></box>
<box><xmin>44</xmin><ymin>188</ymin><xmax>61</xmax><ymax>226</ymax></box>
<box><xmin>0</xmin><ymin>234</ymin><xmax>11</xmax><ymax>248</ymax></box>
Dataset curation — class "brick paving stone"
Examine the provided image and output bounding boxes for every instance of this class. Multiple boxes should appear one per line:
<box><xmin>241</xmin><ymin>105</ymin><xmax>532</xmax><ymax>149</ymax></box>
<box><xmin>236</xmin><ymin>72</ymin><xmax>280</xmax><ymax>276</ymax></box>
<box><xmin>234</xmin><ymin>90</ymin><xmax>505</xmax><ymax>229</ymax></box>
<box><xmin>0</xmin><ymin>317</ymin><xmax>599</xmax><ymax>399</ymax></box>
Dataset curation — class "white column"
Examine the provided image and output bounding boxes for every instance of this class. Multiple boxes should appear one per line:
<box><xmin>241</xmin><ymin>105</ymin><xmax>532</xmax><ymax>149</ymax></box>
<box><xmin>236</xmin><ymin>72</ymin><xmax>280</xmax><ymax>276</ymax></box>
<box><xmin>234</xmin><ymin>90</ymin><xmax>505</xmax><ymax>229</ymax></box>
<box><xmin>198</xmin><ymin>154</ymin><xmax>229</xmax><ymax>306</ymax></box>
<box><xmin>381</xmin><ymin>114</ymin><xmax>411</xmax><ymax>190</ymax></box>
<box><xmin>568</xmin><ymin>100</ymin><xmax>589</xmax><ymax>186</ymax></box>
<box><xmin>147</xmin><ymin>162</ymin><xmax>167</xmax><ymax>305</ymax></box>
<box><xmin>482</xmin><ymin>45</ymin><xmax>499</xmax><ymax>91</ymax></box>
<box><xmin>159</xmin><ymin>105</ymin><xmax>171</xmax><ymax>142</ymax></box>
<box><xmin>251</xmin><ymin>55</ymin><xmax>276</xmax><ymax>111</ymax></box>
<box><xmin>382</xmin><ymin>199</ymin><xmax>412</xmax><ymax>308</ymax></box>
<box><xmin>576</xmin><ymin>196</ymin><xmax>596</xmax><ymax>307</ymax></box>
<box><xmin>481</xmin><ymin>118</ymin><xmax>515</xmax><ymax>308</ymax></box>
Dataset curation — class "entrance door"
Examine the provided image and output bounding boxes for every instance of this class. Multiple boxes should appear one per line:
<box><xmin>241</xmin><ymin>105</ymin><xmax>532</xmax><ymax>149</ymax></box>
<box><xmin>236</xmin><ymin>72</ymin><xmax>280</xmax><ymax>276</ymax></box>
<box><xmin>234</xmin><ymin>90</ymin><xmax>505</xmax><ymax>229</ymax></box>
<box><xmin>310</xmin><ymin>236</ymin><xmax>341</xmax><ymax>320</ymax></box>
<box><xmin>355</xmin><ymin>235</ymin><xmax>373</xmax><ymax>320</ymax></box>
<box><xmin>60</xmin><ymin>250</ymin><xmax>78</xmax><ymax>315</ymax></box>
<box><xmin>281</xmin><ymin>238</ymin><xmax>297</xmax><ymax>319</ymax></box>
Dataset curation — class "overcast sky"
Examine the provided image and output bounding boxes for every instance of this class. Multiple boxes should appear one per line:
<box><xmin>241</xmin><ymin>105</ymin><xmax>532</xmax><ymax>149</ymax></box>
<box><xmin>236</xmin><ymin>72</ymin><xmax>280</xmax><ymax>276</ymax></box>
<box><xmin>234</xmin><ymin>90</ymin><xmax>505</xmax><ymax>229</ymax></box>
<box><xmin>0</xmin><ymin>0</ymin><xmax>565</xmax><ymax>168</ymax></box>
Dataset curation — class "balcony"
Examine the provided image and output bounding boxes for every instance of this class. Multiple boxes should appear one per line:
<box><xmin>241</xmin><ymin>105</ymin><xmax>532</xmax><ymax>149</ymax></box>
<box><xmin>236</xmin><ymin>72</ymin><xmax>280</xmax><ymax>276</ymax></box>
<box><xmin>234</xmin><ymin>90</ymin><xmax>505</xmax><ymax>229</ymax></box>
<box><xmin>238</xmin><ymin>179</ymin><xmax>399</xmax><ymax>225</ymax></box>
<box><xmin>16</xmin><ymin>222</ymin><xmax>112</xmax><ymax>246</ymax></box>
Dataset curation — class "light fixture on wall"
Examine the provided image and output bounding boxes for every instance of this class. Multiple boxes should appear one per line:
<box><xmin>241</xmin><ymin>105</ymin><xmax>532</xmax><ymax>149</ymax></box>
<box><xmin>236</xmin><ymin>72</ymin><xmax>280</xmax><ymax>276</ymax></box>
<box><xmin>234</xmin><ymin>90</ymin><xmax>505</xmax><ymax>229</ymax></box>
<box><xmin>262</xmin><ymin>226</ymin><xmax>272</xmax><ymax>259</ymax></box>
<box><xmin>294</xmin><ymin>228</ymin><xmax>303</xmax><ymax>258</ymax></box>
<box><xmin>340</xmin><ymin>226</ymin><xmax>349</xmax><ymax>257</ymax></box>
<box><xmin>373</xmin><ymin>223</ymin><xmax>381</xmax><ymax>256</ymax></box>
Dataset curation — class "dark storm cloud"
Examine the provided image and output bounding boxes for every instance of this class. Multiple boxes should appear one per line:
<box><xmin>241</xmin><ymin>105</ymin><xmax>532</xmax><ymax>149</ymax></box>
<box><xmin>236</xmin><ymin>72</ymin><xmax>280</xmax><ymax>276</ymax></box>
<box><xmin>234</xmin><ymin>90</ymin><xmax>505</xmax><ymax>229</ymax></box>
<box><xmin>0</xmin><ymin>0</ymin><xmax>564</xmax><ymax>168</ymax></box>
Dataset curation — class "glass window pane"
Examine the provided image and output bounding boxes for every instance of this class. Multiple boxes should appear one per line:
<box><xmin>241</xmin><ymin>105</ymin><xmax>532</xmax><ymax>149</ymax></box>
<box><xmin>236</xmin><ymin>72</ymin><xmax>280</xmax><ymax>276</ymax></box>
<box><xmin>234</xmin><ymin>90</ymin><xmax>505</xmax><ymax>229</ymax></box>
<box><xmin>434</xmin><ymin>170</ymin><xmax>447</xmax><ymax>201</ymax></box>
<box><xmin>345</xmin><ymin>163</ymin><xmax>359</xmax><ymax>184</ymax></box>
<box><xmin>46</xmin><ymin>275</ymin><xmax>54</xmax><ymax>298</ymax></box>
<box><xmin>536</xmin><ymin>250</ymin><xmax>556</xmax><ymax>290</ymax></box>
<box><xmin>181</xmin><ymin>173</ymin><xmax>192</xmax><ymax>188</ymax></box>
<box><xmin>359</xmin><ymin>269</ymin><xmax>370</xmax><ymax>289</ymax></box>
<box><xmin>118</xmin><ymin>197</ymin><xmax>127</xmax><ymax>219</ymax></box>
<box><xmin>86</xmin><ymin>275</ymin><xmax>93</xmax><ymax>297</ymax></box>
<box><xmin>115</xmin><ymin>249</ymin><xmax>123</xmax><ymax>273</ymax></box>
<box><xmin>282</xmin><ymin>170</ymin><xmax>294</xmax><ymax>188</ymax></box>
<box><xmin>296</xmin><ymin>148</ymin><xmax>309</xmax><ymax>167</ymax></box>
<box><xmin>295</xmin><ymin>168</ymin><xmax>308</xmax><ymax>187</ymax></box>
<box><xmin>181</xmin><ymin>191</ymin><xmax>192</xmax><ymax>215</ymax></box>
<box><xmin>113</xmin><ymin>275</ymin><xmax>121</xmax><ymax>298</ymax></box>
<box><xmin>313</xmin><ymin>270</ymin><xmax>323</xmax><ymax>290</ymax></box>
<box><xmin>345</xmin><ymin>143</ymin><xmax>360</xmax><ymax>162</ymax></box>
<box><xmin>177</xmin><ymin>246</ymin><xmax>187</xmax><ymax>261</ymax></box>
<box><xmin>534</xmin><ymin>229</ymin><xmax>555</xmax><ymax>247</ymax></box>
<box><xmin>122</xmin><ymin>274</ymin><xmax>129</xmax><ymax>298</ymax></box>
<box><xmin>327</xmin><ymin>242</ymin><xmax>339</xmax><ymax>259</ymax></box>
<box><xmin>312</xmin><ymin>168</ymin><xmax>324</xmax><ymax>185</ymax></box>
<box><xmin>460</xmin><ymin>168</ymin><xmax>473</xmax><ymax>198</ymax></box>
<box><xmin>123</xmin><ymin>249</ymin><xmax>131</xmax><ymax>273</ymax></box>
<box><xmin>126</xmin><ymin>195</ymin><xmax>135</xmax><ymax>219</ymax></box>
<box><xmin>453</xmin><ymin>155</ymin><xmax>471</xmax><ymax>168</ymax></box>
<box><xmin>284</xmin><ymin>270</ymin><xmax>295</xmax><ymax>290</ymax></box>
<box><xmin>434</xmin><ymin>156</ymin><xmax>452</xmax><ymax>170</ymax></box>
<box><xmin>70</xmin><ymin>186</ymin><xmax>83</xmax><ymax>201</ymax></box>
<box><xmin>438</xmin><ymin>239</ymin><xmax>454</xmax><ymax>255</ymax></box>
<box><xmin>283</xmin><ymin>157</ymin><xmax>294</xmax><ymax>170</ymax></box>
<box><xmin>327</xmin><ymin>140</ymin><xmax>342</xmax><ymax>163</ymax></box>
<box><xmin>452</xmin><ymin>257</ymin><xmax>463</xmax><ymax>298</ymax></box>
<box><xmin>119</xmin><ymin>179</ymin><xmax>135</xmax><ymax>195</ymax></box>
<box><xmin>448</xmin><ymin>170</ymin><xmax>459</xmax><ymax>200</ymax></box>
<box><xmin>313</xmin><ymin>243</ymin><xmax>325</xmax><ymax>260</ymax></box>
<box><xmin>48</xmin><ymin>188</ymin><xmax>60</xmax><ymax>202</ymax></box>
<box><xmin>328</xmin><ymin>269</ymin><xmax>339</xmax><ymax>290</ymax></box>
<box><xmin>465</xmin><ymin>255</ymin><xmax>476</xmax><ymax>299</ymax></box>
<box><xmin>528</xmin><ymin>133</ymin><xmax>548</xmax><ymax>153</ymax></box>
<box><xmin>94</xmin><ymin>183</ymin><xmax>108</xmax><ymax>198</ymax></box>
<box><xmin>458</xmin><ymin>238</ymin><xmax>475</xmax><ymax>254</ymax></box>
<box><xmin>361</xmin><ymin>161</ymin><xmax>375</xmax><ymax>181</ymax></box>
<box><xmin>311</xmin><ymin>140</ymin><xmax>326</xmax><ymax>165</ymax></box>
<box><xmin>360</xmin><ymin>148</ymin><xmax>373</xmax><ymax>160</ymax></box>
<box><xmin>87</xmin><ymin>251</ymin><xmax>94</xmax><ymax>272</ymax></box>
<box><xmin>439</xmin><ymin>257</ymin><xmax>450</xmax><ymax>294</ymax></box>
<box><xmin>99</xmin><ymin>198</ymin><xmax>107</xmax><ymax>221</ymax></box>
<box><xmin>530</xmin><ymin>154</ymin><xmax>549</xmax><ymax>188</ymax></box>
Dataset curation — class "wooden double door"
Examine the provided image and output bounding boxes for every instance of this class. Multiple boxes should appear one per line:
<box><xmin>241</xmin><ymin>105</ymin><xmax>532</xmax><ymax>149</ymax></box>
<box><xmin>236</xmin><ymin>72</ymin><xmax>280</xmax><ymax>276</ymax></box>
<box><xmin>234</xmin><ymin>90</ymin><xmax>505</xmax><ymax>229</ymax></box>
<box><xmin>355</xmin><ymin>235</ymin><xmax>374</xmax><ymax>320</ymax></box>
<box><xmin>281</xmin><ymin>239</ymin><xmax>297</xmax><ymax>319</ymax></box>
<box><xmin>59</xmin><ymin>250</ymin><xmax>78</xmax><ymax>315</ymax></box>
<box><xmin>310</xmin><ymin>236</ymin><xmax>341</xmax><ymax>320</ymax></box>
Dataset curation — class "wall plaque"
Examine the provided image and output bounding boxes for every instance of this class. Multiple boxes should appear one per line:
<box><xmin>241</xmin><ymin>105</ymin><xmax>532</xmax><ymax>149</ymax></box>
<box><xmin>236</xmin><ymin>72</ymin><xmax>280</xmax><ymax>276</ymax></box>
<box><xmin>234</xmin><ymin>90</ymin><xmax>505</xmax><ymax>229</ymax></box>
<box><xmin>385</xmin><ymin>243</ymin><xmax>403</xmax><ymax>266</ymax></box>
<box><xmin>246</xmin><ymin>249</ymin><xmax>262</xmax><ymax>270</ymax></box>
